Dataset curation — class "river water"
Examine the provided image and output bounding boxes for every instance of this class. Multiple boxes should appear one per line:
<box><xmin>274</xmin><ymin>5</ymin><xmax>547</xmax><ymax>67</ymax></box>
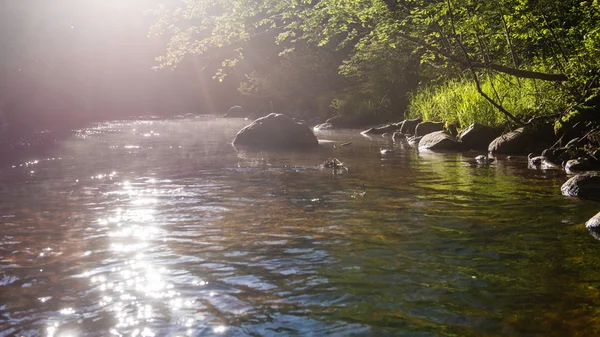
<box><xmin>1</xmin><ymin>116</ymin><xmax>600</xmax><ymax>336</ymax></box>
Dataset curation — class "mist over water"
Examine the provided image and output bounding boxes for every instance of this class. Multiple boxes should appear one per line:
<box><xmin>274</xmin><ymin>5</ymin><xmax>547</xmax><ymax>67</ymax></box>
<box><xmin>1</xmin><ymin>116</ymin><xmax>600</xmax><ymax>336</ymax></box>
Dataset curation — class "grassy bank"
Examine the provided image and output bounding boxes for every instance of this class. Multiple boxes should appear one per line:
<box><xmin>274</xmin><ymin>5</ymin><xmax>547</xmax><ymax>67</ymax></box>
<box><xmin>406</xmin><ymin>75</ymin><xmax>567</xmax><ymax>130</ymax></box>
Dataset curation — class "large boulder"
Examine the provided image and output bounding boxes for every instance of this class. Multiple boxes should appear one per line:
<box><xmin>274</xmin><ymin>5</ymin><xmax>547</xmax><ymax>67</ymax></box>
<box><xmin>488</xmin><ymin>124</ymin><xmax>556</xmax><ymax>154</ymax></box>
<box><xmin>418</xmin><ymin>131</ymin><xmax>459</xmax><ymax>151</ymax></box>
<box><xmin>224</xmin><ymin>105</ymin><xmax>247</xmax><ymax>118</ymax></box>
<box><xmin>488</xmin><ymin>128</ymin><xmax>531</xmax><ymax>154</ymax></box>
<box><xmin>415</xmin><ymin>121</ymin><xmax>444</xmax><ymax>137</ymax></box>
<box><xmin>561</xmin><ymin>172</ymin><xmax>600</xmax><ymax>198</ymax></box>
<box><xmin>565</xmin><ymin>158</ymin><xmax>600</xmax><ymax>173</ymax></box>
<box><xmin>458</xmin><ymin>123</ymin><xmax>500</xmax><ymax>151</ymax></box>
<box><xmin>399</xmin><ymin>118</ymin><xmax>422</xmax><ymax>135</ymax></box>
<box><xmin>233</xmin><ymin>113</ymin><xmax>318</xmax><ymax>149</ymax></box>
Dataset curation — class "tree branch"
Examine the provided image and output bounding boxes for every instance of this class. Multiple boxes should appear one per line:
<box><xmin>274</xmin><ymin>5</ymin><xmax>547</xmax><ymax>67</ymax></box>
<box><xmin>395</xmin><ymin>31</ymin><xmax>568</xmax><ymax>82</ymax></box>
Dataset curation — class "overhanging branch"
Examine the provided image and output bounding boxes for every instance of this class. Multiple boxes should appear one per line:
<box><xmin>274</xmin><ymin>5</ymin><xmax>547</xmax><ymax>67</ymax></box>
<box><xmin>396</xmin><ymin>32</ymin><xmax>568</xmax><ymax>82</ymax></box>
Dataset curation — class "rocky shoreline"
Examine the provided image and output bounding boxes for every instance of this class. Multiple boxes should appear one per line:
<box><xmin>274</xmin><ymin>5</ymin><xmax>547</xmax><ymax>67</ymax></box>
<box><xmin>231</xmin><ymin>110</ymin><xmax>600</xmax><ymax>237</ymax></box>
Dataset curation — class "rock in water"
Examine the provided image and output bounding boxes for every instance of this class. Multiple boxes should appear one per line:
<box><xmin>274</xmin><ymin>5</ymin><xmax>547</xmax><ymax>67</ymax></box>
<box><xmin>488</xmin><ymin>128</ymin><xmax>531</xmax><ymax>154</ymax></box>
<box><xmin>361</xmin><ymin>123</ymin><xmax>402</xmax><ymax>135</ymax></box>
<box><xmin>233</xmin><ymin>113</ymin><xmax>318</xmax><ymax>149</ymax></box>
<box><xmin>392</xmin><ymin>132</ymin><xmax>406</xmax><ymax>141</ymax></box>
<box><xmin>475</xmin><ymin>155</ymin><xmax>494</xmax><ymax>163</ymax></box>
<box><xmin>415</xmin><ymin>121</ymin><xmax>444</xmax><ymax>137</ymax></box>
<box><xmin>418</xmin><ymin>131</ymin><xmax>459</xmax><ymax>151</ymax></box>
<box><xmin>586</xmin><ymin>211</ymin><xmax>600</xmax><ymax>229</ymax></box>
<box><xmin>407</xmin><ymin>136</ymin><xmax>423</xmax><ymax>147</ymax></box>
<box><xmin>561</xmin><ymin>172</ymin><xmax>600</xmax><ymax>198</ymax></box>
<box><xmin>527</xmin><ymin>153</ymin><xmax>561</xmax><ymax>170</ymax></box>
<box><xmin>565</xmin><ymin>158</ymin><xmax>600</xmax><ymax>173</ymax></box>
<box><xmin>458</xmin><ymin>123</ymin><xmax>499</xmax><ymax>151</ymax></box>
<box><xmin>399</xmin><ymin>118</ymin><xmax>422</xmax><ymax>135</ymax></box>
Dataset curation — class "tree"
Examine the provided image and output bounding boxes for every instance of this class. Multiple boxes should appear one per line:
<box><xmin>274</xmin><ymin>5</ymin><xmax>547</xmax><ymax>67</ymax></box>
<box><xmin>151</xmin><ymin>0</ymin><xmax>600</xmax><ymax>123</ymax></box>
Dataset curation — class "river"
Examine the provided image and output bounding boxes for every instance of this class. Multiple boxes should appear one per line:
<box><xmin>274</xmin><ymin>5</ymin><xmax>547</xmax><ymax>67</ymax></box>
<box><xmin>1</xmin><ymin>116</ymin><xmax>600</xmax><ymax>336</ymax></box>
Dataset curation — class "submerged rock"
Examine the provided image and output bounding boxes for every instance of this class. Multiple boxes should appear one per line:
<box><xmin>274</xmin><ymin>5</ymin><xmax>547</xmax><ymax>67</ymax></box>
<box><xmin>458</xmin><ymin>123</ymin><xmax>499</xmax><ymax>151</ymax></box>
<box><xmin>475</xmin><ymin>155</ymin><xmax>494</xmax><ymax>164</ymax></box>
<box><xmin>418</xmin><ymin>131</ymin><xmax>459</xmax><ymax>151</ymax></box>
<box><xmin>320</xmin><ymin>157</ymin><xmax>347</xmax><ymax>170</ymax></box>
<box><xmin>415</xmin><ymin>121</ymin><xmax>444</xmax><ymax>137</ymax></box>
<box><xmin>393</xmin><ymin>132</ymin><xmax>406</xmax><ymax>142</ymax></box>
<box><xmin>233</xmin><ymin>113</ymin><xmax>318</xmax><ymax>149</ymax></box>
<box><xmin>561</xmin><ymin>172</ymin><xmax>600</xmax><ymax>198</ymax></box>
<box><xmin>527</xmin><ymin>153</ymin><xmax>561</xmax><ymax>170</ymax></box>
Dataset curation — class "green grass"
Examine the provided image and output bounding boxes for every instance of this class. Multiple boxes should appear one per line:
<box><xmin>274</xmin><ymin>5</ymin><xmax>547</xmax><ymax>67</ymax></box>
<box><xmin>407</xmin><ymin>74</ymin><xmax>566</xmax><ymax>129</ymax></box>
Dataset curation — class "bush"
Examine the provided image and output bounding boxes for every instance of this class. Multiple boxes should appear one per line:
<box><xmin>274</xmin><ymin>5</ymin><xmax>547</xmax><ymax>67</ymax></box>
<box><xmin>407</xmin><ymin>75</ymin><xmax>566</xmax><ymax>129</ymax></box>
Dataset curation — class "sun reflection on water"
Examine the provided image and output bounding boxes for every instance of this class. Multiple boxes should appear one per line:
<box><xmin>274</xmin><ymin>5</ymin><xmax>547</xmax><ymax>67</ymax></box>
<box><xmin>74</xmin><ymin>176</ymin><xmax>215</xmax><ymax>336</ymax></box>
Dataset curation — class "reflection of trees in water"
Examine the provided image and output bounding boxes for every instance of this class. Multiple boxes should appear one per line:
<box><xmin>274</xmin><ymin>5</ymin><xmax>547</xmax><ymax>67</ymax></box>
<box><xmin>408</xmin><ymin>149</ymin><xmax>600</xmax><ymax>335</ymax></box>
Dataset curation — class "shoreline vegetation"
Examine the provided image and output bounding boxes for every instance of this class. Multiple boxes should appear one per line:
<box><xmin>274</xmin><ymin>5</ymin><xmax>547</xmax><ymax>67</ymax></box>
<box><xmin>144</xmin><ymin>0</ymin><xmax>600</xmax><ymax>175</ymax></box>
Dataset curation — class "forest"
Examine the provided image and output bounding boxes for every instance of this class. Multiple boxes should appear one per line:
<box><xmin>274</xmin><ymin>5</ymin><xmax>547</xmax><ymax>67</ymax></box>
<box><xmin>151</xmin><ymin>0</ymin><xmax>600</xmax><ymax>140</ymax></box>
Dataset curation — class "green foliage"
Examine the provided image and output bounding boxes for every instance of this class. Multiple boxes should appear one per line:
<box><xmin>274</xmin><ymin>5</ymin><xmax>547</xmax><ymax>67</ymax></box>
<box><xmin>408</xmin><ymin>75</ymin><xmax>565</xmax><ymax>128</ymax></box>
<box><xmin>150</xmin><ymin>0</ymin><xmax>600</xmax><ymax>124</ymax></box>
<box><xmin>237</xmin><ymin>45</ymin><xmax>343</xmax><ymax>102</ymax></box>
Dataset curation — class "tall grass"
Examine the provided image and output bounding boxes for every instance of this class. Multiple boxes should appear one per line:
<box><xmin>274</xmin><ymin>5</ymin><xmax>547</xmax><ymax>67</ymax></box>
<box><xmin>407</xmin><ymin>75</ymin><xmax>566</xmax><ymax>129</ymax></box>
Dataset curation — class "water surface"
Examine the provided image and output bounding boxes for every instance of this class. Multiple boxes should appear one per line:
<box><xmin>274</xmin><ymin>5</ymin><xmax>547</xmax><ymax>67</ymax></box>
<box><xmin>1</xmin><ymin>117</ymin><xmax>600</xmax><ymax>336</ymax></box>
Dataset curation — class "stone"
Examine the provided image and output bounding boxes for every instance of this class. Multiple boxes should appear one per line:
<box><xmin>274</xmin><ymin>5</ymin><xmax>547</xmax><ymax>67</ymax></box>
<box><xmin>399</xmin><ymin>118</ymin><xmax>422</xmax><ymax>135</ymax></box>
<box><xmin>458</xmin><ymin>123</ymin><xmax>500</xmax><ymax>151</ymax></box>
<box><xmin>565</xmin><ymin>158</ymin><xmax>600</xmax><ymax>173</ymax></box>
<box><xmin>527</xmin><ymin>153</ymin><xmax>561</xmax><ymax>170</ymax></box>
<box><xmin>541</xmin><ymin>147</ymin><xmax>567</xmax><ymax>166</ymax></box>
<box><xmin>232</xmin><ymin>113</ymin><xmax>318</xmax><ymax>149</ymax></box>
<box><xmin>407</xmin><ymin>135</ymin><xmax>423</xmax><ymax>147</ymax></box>
<box><xmin>475</xmin><ymin>155</ymin><xmax>494</xmax><ymax>163</ymax></box>
<box><xmin>561</xmin><ymin>172</ymin><xmax>600</xmax><ymax>198</ymax></box>
<box><xmin>415</xmin><ymin>121</ymin><xmax>445</xmax><ymax>137</ymax></box>
<box><xmin>418</xmin><ymin>131</ymin><xmax>459</xmax><ymax>151</ymax></box>
<box><xmin>392</xmin><ymin>132</ymin><xmax>406</xmax><ymax>141</ymax></box>
<box><xmin>586</xmin><ymin>211</ymin><xmax>600</xmax><ymax>229</ymax></box>
<box><xmin>488</xmin><ymin>128</ymin><xmax>531</xmax><ymax>154</ymax></box>
<box><xmin>224</xmin><ymin>105</ymin><xmax>247</xmax><ymax>118</ymax></box>
<box><xmin>361</xmin><ymin>123</ymin><xmax>402</xmax><ymax>135</ymax></box>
